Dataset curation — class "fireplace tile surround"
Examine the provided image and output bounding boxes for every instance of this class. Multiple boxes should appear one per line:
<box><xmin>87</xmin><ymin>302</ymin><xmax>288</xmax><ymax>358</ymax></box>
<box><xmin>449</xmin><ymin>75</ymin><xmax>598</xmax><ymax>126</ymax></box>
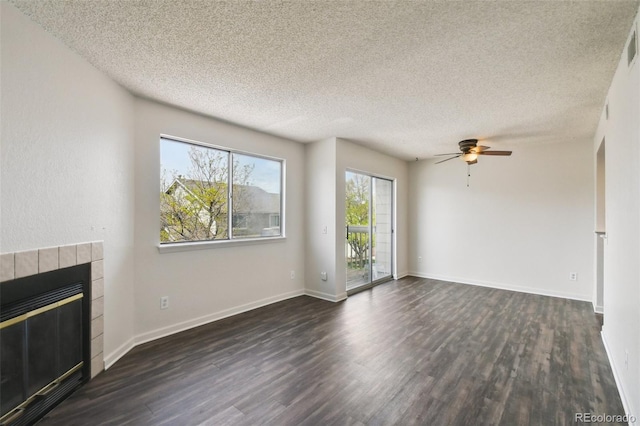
<box><xmin>0</xmin><ymin>241</ymin><xmax>105</xmax><ymax>379</ymax></box>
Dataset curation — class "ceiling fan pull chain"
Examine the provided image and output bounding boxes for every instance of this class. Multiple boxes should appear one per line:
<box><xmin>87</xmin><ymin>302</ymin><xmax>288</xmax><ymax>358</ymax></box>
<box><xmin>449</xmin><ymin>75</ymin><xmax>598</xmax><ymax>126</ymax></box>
<box><xmin>467</xmin><ymin>164</ymin><xmax>471</xmax><ymax>187</ymax></box>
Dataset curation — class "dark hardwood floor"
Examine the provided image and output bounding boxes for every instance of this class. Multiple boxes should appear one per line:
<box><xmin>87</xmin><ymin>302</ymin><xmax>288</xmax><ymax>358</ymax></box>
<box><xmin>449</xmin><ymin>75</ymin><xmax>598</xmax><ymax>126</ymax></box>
<box><xmin>38</xmin><ymin>277</ymin><xmax>624</xmax><ymax>425</ymax></box>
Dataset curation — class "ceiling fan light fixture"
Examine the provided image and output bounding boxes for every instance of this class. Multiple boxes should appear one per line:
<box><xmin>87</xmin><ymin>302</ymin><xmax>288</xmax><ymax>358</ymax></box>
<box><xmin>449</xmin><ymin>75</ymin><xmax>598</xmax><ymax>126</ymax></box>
<box><xmin>462</xmin><ymin>152</ymin><xmax>478</xmax><ymax>163</ymax></box>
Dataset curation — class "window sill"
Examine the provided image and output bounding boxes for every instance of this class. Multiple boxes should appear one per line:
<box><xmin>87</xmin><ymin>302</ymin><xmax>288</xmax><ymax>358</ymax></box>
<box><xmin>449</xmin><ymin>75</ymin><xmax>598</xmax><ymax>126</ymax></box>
<box><xmin>158</xmin><ymin>236</ymin><xmax>286</xmax><ymax>253</ymax></box>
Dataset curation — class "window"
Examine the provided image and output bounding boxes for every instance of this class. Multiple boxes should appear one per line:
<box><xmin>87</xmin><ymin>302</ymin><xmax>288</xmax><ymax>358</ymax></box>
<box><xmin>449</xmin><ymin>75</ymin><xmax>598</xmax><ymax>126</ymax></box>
<box><xmin>160</xmin><ymin>137</ymin><xmax>283</xmax><ymax>245</ymax></box>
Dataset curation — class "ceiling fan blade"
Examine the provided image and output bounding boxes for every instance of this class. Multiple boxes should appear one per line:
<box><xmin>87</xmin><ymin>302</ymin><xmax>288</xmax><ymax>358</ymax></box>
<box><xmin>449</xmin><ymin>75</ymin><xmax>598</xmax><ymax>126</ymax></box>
<box><xmin>470</xmin><ymin>145</ymin><xmax>490</xmax><ymax>153</ymax></box>
<box><xmin>478</xmin><ymin>150</ymin><xmax>512</xmax><ymax>156</ymax></box>
<box><xmin>435</xmin><ymin>155</ymin><xmax>461</xmax><ymax>164</ymax></box>
<box><xmin>434</xmin><ymin>152</ymin><xmax>461</xmax><ymax>156</ymax></box>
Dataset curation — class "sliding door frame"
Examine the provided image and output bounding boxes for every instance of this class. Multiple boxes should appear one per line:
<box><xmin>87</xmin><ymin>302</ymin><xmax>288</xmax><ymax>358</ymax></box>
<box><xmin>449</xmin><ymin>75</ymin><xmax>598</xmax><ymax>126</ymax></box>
<box><xmin>345</xmin><ymin>169</ymin><xmax>395</xmax><ymax>296</ymax></box>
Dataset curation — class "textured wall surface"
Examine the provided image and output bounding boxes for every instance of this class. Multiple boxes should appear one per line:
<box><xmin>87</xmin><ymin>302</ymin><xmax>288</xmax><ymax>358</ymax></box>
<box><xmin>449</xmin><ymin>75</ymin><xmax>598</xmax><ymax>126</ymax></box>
<box><xmin>8</xmin><ymin>1</ymin><xmax>639</xmax><ymax>160</ymax></box>
<box><xmin>305</xmin><ymin>138</ymin><xmax>339</xmax><ymax>300</ymax></box>
<box><xmin>1</xmin><ymin>2</ymin><xmax>136</xmax><ymax>364</ymax></box>
<box><xmin>593</xmin><ymin>13</ymin><xmax>640</xmax><ymax>417</ymax></box>
<box><xmin>4</xmin><ymin>5</ymin><xmax>639</xmax><ymax>416</ymax></box>
<box><xmin>132</xmin><ymin>99</ymin><xmax>306</xmax><ymax>346</ymax></box>
<box><xmin>408</xmin><ymin>139</ymin><xmax>595</xmax><ymax>301</ymax></box>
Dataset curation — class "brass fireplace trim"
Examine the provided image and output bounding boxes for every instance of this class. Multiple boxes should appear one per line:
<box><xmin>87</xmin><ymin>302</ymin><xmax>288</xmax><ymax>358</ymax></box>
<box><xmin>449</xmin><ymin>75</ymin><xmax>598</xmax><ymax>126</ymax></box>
<box><xmin>0</xmin><ymin>293</ymin><xmax>83</xmax><ymax>330</ymax></box>
<box><xmin>0</xmin><ymin>362</ymin><xmax>83</xmax><ymax>425</ymax></box>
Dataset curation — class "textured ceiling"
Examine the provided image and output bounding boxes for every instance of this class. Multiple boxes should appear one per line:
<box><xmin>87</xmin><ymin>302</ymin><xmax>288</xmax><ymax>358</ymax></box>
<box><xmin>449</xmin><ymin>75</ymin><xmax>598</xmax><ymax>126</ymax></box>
<box><xmin>9</xmin><ymin>0</ymin><xmax>639</xmax><ymax>160</ymax></box>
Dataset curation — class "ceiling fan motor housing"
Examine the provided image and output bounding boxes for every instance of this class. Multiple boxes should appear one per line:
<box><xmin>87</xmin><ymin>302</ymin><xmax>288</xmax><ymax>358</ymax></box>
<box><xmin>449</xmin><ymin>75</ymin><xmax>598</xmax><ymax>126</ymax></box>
<box><xmin>458</xmin><ymin>139</ymin><xmax>478</xmax><ymax>152</ymax></box>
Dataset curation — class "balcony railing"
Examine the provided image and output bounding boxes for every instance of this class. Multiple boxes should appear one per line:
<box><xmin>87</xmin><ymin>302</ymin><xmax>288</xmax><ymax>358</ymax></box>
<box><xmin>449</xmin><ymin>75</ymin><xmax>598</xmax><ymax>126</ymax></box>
<box><xmin>346</xmin><ymin>225</ymin><xmax>370</xmax><ymax>264</ymax></box>
<box><xmin>346</xmin><ymin>225</ymin><xmax>370</xmax><ymax>290</ymax></box>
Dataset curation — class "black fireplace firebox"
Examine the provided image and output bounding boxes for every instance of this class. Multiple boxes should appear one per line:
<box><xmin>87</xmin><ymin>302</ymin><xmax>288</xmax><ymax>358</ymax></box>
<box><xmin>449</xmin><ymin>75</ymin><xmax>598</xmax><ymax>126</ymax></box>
<box><xmin>0</xmin><ymin>263</ymin><xmax>91</xmax><ymax>426</ymax></box>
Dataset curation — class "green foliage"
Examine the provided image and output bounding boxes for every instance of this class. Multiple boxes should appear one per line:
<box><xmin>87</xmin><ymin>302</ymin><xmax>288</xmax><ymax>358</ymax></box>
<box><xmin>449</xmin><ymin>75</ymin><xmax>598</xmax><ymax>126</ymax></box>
<box><xmin>160</xmin><ymin>146</ymin><xmax>253</xmax><ymax>243</ymax></box>
<box><xmin>346</xmin><ymin>174</ymin><xmax>369</xmax><ymax>226</ymax></box>
<box><xmin>346</xmin><ymin>174</ymin><xmax>370</xmax><ymax>269</ymax></box>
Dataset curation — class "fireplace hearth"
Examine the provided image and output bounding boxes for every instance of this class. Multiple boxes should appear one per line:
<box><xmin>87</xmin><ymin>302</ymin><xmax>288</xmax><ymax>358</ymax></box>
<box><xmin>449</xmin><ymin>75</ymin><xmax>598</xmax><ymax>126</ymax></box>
<box><xmin>0</xmin><ymin>263</ymin><xmax>91</xmax><ymax>425</ymax></box>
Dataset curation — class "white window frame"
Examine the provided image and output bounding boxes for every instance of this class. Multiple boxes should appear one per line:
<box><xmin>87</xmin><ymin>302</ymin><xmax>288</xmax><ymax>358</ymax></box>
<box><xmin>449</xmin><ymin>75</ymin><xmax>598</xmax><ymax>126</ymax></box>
<box><xmin>158</xmin><ymin>135</ymin><xmax>285</xmax><ymax>253</ymax></box>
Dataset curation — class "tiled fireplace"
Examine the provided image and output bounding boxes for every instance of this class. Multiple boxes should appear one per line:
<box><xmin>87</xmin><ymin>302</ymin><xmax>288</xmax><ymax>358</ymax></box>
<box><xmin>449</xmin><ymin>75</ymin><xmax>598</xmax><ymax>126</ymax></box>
<box><xmin>0</xmin><ymin>242</ymin><xmax>105</xmax><ymax>424</ymax></box>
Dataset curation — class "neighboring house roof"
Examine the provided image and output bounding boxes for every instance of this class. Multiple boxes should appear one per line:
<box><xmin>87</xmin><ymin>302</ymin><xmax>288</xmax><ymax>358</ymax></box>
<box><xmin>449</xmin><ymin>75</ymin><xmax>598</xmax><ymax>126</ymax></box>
<box><xmin>165</xmin><ymin>178</ymin><xmax>201</xmax><ymax>199</ymax></box>
<box><xmin>235</xmin><ymin>184</ymin><xmax>280</xmax><ymax>214</ymax></box>
<box><xmin>165</xmin><ymin>178</ymin><xmax>279</xmax><ymax>214</ymax></box>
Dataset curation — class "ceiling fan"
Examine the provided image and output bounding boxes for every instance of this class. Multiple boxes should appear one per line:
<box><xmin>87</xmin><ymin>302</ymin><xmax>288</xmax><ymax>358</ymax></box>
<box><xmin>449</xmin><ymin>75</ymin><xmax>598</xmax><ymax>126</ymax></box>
<box><xmin>435</xmin><ymin>139</ymin><xmax>512</xmax><ymax>165</ymax></box>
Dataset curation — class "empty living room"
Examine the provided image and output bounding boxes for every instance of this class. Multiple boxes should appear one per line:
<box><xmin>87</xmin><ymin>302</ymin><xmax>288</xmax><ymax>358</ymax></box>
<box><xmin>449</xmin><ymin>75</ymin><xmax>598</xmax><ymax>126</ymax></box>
<box><xmin>1</xmin><ymin>1</ymin><xmax>639</xmax><ymax>425</ymax></box>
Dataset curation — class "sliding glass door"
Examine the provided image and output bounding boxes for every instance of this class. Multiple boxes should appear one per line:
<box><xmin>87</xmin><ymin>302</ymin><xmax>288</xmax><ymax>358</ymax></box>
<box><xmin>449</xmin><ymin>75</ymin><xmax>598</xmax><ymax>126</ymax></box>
<box><xmin>346</xmin><ymin>172</ymin><xmax>370</xmax><ymax>289</ymax></box>
<box><xmin>345</xmin><ymin>171</ymin><xmax>393</xmax><ymax>292</ymax></box>
<box><xmin>373</xmin><ymin>178</ymin><xmax>393</xmax><ymax>282</ymax></box>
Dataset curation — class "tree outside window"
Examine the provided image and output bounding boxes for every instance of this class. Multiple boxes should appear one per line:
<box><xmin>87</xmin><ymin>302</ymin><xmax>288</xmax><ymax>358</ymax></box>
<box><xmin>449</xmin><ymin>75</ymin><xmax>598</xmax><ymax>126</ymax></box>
<box><xmin>160</xmin><ymin>138</ymin><xmax>282</xmax><ymax>243</ymax></box>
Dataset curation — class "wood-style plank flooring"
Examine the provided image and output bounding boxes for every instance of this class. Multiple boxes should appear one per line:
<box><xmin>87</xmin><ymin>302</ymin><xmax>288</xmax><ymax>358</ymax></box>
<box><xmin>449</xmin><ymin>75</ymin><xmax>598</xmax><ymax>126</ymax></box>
<box><xmin>38</xmin><ymin>277</ymin><xmax>624</xmax><ymax>425</ymax></box>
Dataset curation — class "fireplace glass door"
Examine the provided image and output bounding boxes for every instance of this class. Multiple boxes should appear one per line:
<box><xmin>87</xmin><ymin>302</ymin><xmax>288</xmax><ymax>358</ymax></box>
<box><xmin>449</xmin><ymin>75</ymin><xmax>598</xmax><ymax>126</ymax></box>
<box><xmin>0</xmin><ymin>286</ymin><xmax>83</xmax><ymax>417</ymax></box>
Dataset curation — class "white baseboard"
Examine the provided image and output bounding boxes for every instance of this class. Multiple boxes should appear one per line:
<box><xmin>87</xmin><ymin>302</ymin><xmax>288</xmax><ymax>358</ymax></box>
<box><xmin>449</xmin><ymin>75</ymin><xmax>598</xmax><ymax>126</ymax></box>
<box><xmin>593</xmin><ymin>303</ymin><xmax>604</xmax><ymax>314</ymax></box>
<box><xmin>408</xmin><ymin>271</ymin><xmax>591</xmax><ymax>302</ymax></box>
<box><xmin>104</xmin><ymin>337</ymin><xmax>135</xmax><ymax>370</ymax></box>
<box><xmin>103</xmin><ymin>289</ymin><xmax>305</xmax><ymax>369</ymax></box>
<box><xmin>395</xmin><ymin>272</ymin><xmax>410</xmax><ymax>280</ymax></box>
<box><xmin>102</xmin><ymin>287</ymin><xmax>355</xmax><ymax>371</ymax></box>
<box><xmin>601</xmin><ymin>331</ymin><xmax>634</xmax><ymax>423</ymax></box>
<box><xmin>305</xmin><ymin>288</ymin><xmax>347</xmax><ymax>302</ymax></box>
<box><xmin>135</xmin><ymin>289</ymin><xmax>305</xmax><ymax>346</ymax></box>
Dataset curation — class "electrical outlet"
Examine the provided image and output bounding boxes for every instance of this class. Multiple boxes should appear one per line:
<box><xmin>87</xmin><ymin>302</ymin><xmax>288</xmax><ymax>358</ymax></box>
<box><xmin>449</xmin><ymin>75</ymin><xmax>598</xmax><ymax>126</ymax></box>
<box><xmin>569</xmin><ymin>272</ymin><xmax>577</xmax><ymax>281</ymax></box>
<box><xmin>290</xmin><ymin>270</ymin><xmax>295</xmax><ymax>280</ymax></box>
<box><xmin>160</xmin><ymin>296</ymin><xmax>169</xmax><ymax>310</ymax></box>
<box><xmin>320</xmin><ymin>271</ymin><xmax>328</xmax><ymax>281</ymax></box>
<box><xmin>418</xmin><ymin>256</ymin><xmax>422</xmax><ymax>263</ymax></box>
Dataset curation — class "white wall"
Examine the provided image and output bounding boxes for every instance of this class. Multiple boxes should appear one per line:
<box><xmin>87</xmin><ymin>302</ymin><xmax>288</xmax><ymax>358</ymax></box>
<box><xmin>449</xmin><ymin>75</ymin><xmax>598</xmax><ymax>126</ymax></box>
<box><xmin>0</xmin><ymin>2</ymin><xmax>408</xmax><ymax>369</ymax></box>
<box><xmin>594</xmin><ymin>13</ymin><xmax>640</xmax><ymax>417</ymax></box>
<box><xmin>304</xmin><ymin>138</ymin><xmax>339</xmax><ymax>300</ymax></box>
<box><xmin>408</xmin><ymin>139</ymin><xmax>595</xmax><ymax>301</ymax></box>
<box><xmin>304</xmin><ymin>137</ymin><xmax>409</xmax><ymax>300</ymax></box>
<box><xmin>0</xmin><ymin>2</ymin><xmax>136</xmax><ymax>361</ymax></box>
<box><xmin>133</xmin><ymin>99</ymin><xmax>306</xmax><ymax>344</ymax></box>
<box><xmin>7</xmin><ymin>5</ymin><xmax>633</xmax><ymax>409</ymax></box>
<box><xmin>594</xmin><ymin>142</ymin><xmax>606</xmax><ymax>312</ymax></box>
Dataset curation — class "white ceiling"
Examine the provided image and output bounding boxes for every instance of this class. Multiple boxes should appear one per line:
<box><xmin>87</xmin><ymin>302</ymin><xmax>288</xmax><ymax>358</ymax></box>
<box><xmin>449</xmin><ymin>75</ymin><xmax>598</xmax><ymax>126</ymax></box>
<box><xmin>10</xmin><ymin>0</ymin><xmax>639</xmax><ymax>160</ymax></box>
